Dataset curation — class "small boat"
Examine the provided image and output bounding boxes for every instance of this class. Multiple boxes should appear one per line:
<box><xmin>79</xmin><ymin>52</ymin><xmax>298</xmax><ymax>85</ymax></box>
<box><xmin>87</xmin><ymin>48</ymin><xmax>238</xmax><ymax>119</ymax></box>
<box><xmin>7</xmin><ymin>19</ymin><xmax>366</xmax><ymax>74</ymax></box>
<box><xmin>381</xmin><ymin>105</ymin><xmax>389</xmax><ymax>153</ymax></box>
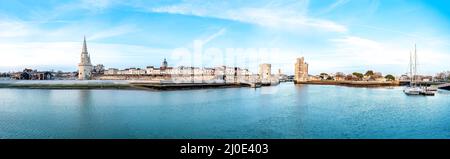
<box><xmin>403</xmin><ymin>87</ymin><xmax>421</xmax><ymax>95</ymax></box>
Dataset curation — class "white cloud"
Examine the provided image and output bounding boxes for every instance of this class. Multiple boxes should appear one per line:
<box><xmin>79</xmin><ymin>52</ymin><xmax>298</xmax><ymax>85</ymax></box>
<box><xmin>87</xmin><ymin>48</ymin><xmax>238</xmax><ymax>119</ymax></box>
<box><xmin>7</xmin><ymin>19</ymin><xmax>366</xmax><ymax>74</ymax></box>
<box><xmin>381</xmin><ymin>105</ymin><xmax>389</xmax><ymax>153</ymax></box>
<box><xmin>0</xmin><ymin>42</ymin><xmax>80</xmax><ymax>68</ymax></box>
<box><xmin>201</xmin><ymin>28</ymin><xmax>226</xmax><ymax>45</ymax></box>
<box><xmin>226</xmin><ymin>8</ymin><xmax>347</xmax><ymax>32</ymax></box>
<box><xmin>332</xmin><ymin>36</ymin><xmax>382</xmax><ymax>49</ymax></box>
<box><xmin>0</xmin><ymin>19</ymin><xmax>32</xmax><ymax>37</ymax></box>
<box><xmin>89</xmin><ymin>25</ymin><xmax>137</xmax><ymax>40</ymax></box>
<box><xmin>319</xmin><ymin>0</ymin><xmax>350</xmax><ymax>14</ymax></box>
<box><xmin>325</xmin><ymin>36</ymin><xmax>450</xmax><ymax>75</ymax></box>
<box><xmin>149</xmin><ymin>0</ymin><xmax>347</xmax><ymax>33</ymax></box>
<box><xmin>0</xmin><ymin>42</ymin><xmax>171</xmax><ymax>71</ymax></box>
<box><xmin>81</xmin><ymin>0</ymin><xmax>114</xmax><ymax>10</ymax></box>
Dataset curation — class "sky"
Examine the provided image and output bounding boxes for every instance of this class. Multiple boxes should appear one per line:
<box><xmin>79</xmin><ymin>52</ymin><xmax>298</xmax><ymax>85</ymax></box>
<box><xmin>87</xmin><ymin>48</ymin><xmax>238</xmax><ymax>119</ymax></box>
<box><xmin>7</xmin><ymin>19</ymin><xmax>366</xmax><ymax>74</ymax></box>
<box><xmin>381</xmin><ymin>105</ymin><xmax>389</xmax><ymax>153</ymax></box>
<box><xmin>0</xmin><ymin>0</ymin><xmax>449</xmax><ymax>75</ymax></box>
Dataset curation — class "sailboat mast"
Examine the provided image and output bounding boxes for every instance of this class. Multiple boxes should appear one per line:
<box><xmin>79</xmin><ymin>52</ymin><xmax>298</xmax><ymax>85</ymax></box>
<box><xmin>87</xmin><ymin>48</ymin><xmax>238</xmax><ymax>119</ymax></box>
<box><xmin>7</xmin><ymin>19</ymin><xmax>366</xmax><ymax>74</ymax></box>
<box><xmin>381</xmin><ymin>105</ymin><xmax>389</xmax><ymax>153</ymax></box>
<box><xmin>414</xmin><ymin>44</ymin><xmax>417</xmax><ymax>86</ymax></box>
<box><xmin>409</xmin><ymin>50</ymin><xmax>413</xmax><ymax>87</ymax></box>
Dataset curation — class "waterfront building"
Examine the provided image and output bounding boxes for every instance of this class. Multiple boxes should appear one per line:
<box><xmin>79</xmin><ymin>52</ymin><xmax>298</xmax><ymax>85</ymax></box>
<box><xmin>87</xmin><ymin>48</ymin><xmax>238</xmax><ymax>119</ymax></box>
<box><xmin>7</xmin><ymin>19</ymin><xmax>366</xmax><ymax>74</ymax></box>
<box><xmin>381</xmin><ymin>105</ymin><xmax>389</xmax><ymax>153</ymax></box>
<box><xmin>226</xmin><ymin>67</ymin><xmax>238</xmax><ymax>76</ymax></box>
<box><xmin>203</xmin><ymin>68</ymin><xmax>216</xmax><ymax>76</ymax></box>
<box><xmin>309</xmin><ymin>75</ymin><xmax>321</xmax><ymax>81</ymax></box>
<box><xmin>126</xmin><ymin>68</ymin><xmax>145</xmax><ymax>75</ymax></box>
<box><xmin>239</xmin><ymin>68</ymin><xmax>251</xmax><ymax>76</ymax></box>
<box><xmin>422</xmin><ymin>76</ymin><xmax>433</xmax><ymax>82</ymax></box>
<box><xmin>98</xmin><ymin>58</ymin><xmax>257</xmax><ymax>83</ymax></box>
<box><xmin>11</xmin><ymin>68</ymin><xmax>53</xmax><ymax>80</ymax></box>
<box><xmin>145</xmin><ymin>66</ymin><xmax>156</xmax><ymax>75</ymax></box>
<box><xmin>105</xmin><ymin>68</ymin><xmax>119</xmax><ymax>75</ymax></box>
<box><xmin>78</xmin><ymin>37</ymin><xmax>93</xmax><ymax>80</ymax></box>
<box><xmin>294</xmin><ymin>57</ymin><xmax>309</xmax><ymax>83</ymax></box>
<box><xmin>259</xmin><ymin>63</ymin><xmax>271</xmax><ymax>80</ymax></box>
<box><xmin>399</xmin><ymin>74</ymin><xmax>410</xmax><ymax>81</ymax></box>
<box><xmin>129</xmin><ymin>68</ymin><xmax>138</xmax><ymax>74</ymax></box>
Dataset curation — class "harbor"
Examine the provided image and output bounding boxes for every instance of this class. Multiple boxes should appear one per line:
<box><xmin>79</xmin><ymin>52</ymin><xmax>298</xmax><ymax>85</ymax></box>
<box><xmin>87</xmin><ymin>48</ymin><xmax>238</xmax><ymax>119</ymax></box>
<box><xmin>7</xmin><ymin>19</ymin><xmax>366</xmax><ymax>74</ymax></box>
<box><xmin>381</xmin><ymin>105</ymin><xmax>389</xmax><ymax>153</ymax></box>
<box><xmin>2</xmin><ymin>38</ymin><xmax>450</xmax><ymax>94</ymax></box>
<box><xmin>1</xmin><ymin>83</ymin><xmax>450</xmax><ymax>139</ymax></box>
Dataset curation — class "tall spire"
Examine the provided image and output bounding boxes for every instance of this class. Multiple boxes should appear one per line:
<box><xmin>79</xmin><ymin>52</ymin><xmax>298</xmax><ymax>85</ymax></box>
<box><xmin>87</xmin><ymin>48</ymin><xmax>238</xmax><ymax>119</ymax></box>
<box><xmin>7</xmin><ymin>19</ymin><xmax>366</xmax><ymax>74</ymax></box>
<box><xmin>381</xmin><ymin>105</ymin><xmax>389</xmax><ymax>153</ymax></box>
<box><xmin>80</xmin><ymin>36</ymin><xmax>92</xmax><ymax>65</ymax></box>
<box><xmin>78</xmin><ymin>36</ymin><xmax>93</xmax><ymax>80</ymax></box>
<box><xmin>82</xmin><ymin>36</ymin><xmax>88</xmax><ymax>53</ymax></box>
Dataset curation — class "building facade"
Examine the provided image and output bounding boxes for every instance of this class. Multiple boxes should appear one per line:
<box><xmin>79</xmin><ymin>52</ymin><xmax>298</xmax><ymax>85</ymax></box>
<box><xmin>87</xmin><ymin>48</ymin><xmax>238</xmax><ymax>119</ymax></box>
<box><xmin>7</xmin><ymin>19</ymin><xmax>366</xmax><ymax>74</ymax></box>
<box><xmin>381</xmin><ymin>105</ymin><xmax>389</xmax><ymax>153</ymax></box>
<box><xmin>294</xmin><ymin>57</ymin><xmax>309</xmax><ymax>83</ymax></box>
<box><xmin>78</xmin><ymin>37</ymin><xmax>93</xmax><ymax>80</ymax></box>
<box><xmin>259</xmin><ymin>63</ymin><xmax>271</xmax><ymax>81</ymax></box>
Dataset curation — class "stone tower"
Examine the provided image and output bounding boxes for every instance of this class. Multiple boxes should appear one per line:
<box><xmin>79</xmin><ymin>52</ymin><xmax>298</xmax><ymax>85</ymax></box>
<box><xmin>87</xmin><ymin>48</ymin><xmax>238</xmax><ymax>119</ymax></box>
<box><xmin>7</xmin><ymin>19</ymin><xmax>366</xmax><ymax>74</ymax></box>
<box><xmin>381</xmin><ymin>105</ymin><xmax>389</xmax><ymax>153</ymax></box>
<box><xmin>258</xmin><ymin>63</ymin><xmax>272</xmax><ymax>81</ymax></box>
<box><xmin>78</xmin><ymin>36</ymin><xmax>93</xmax><ymax>80</ymax></box>
<box><xmin>294</xmin><ymin>57</ymin><xmax>309</xmax><ymax>83</ymax></box>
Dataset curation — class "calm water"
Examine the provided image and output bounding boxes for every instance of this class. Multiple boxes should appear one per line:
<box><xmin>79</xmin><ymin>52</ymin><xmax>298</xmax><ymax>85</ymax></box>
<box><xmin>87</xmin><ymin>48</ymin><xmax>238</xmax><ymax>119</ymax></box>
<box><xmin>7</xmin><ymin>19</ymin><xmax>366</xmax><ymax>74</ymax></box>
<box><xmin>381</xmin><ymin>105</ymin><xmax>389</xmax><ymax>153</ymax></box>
<box><xmin>0</xmin><ymin>83</ymin><xmax>449</xmax><ymax>139</ymax></box>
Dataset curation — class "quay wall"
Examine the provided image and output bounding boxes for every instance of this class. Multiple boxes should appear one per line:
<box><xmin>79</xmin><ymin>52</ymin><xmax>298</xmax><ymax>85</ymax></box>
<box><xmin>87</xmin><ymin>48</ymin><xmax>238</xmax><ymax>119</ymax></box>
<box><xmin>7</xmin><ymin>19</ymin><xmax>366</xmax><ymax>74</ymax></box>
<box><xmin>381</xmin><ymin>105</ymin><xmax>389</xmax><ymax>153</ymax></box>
<box><xmin>0</xmin><ymin>79</ymin><xmax>271</xmax><ymax>90</ymax></box>
<box><xmin>0</xmin><ymin>80</ymin><xmax>132</xmax><ymax>89</ymax></box>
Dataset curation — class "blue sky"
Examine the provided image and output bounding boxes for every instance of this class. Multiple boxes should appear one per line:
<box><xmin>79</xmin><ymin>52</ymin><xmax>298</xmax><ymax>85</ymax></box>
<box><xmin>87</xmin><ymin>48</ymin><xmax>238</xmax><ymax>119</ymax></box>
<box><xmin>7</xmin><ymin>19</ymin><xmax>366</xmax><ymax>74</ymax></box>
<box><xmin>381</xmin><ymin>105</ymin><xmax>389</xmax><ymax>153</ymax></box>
<box><xmin>0</xmin><ymin>0</ymin><xmax>449</xmax><ymax>75</ymax></box>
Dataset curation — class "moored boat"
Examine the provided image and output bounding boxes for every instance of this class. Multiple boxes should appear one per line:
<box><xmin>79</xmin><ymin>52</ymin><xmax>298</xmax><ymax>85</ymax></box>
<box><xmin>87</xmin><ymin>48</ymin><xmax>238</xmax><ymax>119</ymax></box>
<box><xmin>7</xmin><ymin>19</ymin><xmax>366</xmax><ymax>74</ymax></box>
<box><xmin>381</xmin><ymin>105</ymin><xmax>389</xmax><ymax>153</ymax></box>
<box><xmin>403</xmin><ymin>87</ymin><xmax>421</xmax><ymax>95</ymax></box>
<box><xmin>403</xmin><ymin>44</ymin><xmax>434</xmax><ymax>96</ymax></box>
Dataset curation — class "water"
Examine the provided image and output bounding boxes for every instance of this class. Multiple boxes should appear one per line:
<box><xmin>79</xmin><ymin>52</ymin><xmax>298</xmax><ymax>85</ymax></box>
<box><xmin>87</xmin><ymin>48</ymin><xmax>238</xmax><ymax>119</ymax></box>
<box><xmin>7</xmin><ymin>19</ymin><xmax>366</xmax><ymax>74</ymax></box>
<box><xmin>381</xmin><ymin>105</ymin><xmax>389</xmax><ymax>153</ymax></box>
<box><xmin>0</xmin><ymin>83</ymin><xmax>449</xmax><ymax>139</ymax></box>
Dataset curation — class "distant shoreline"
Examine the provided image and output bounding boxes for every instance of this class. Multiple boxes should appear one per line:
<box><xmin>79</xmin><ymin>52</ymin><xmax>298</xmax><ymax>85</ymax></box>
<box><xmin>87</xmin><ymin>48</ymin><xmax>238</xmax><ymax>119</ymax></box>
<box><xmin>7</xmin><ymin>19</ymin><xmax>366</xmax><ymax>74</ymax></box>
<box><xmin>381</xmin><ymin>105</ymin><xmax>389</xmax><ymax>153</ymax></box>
<box><xmin>295</xmin><ymin>80</ymin><xmax>400</xmax><ymax>87</ymax></box>
<box><xmin>0</xmin><ymin>80</ymin><xmax>403</xmax><ymax>90</ymax></box>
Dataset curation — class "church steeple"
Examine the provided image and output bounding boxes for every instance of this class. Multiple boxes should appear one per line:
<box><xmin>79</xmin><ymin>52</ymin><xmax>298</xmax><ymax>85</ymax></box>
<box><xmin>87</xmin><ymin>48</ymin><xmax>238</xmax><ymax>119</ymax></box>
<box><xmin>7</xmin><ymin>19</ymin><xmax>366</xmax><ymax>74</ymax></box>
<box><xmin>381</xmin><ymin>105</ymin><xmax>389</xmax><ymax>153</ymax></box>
<box><xmin>80</xmin><ymin>36</ymin><xmax>91</xmax><ymax>65</ymax></box>
<box><xmin>82</xmin><ymin>36</ymin><xmax>88</xmax><ymax>53</ymax></box>
<box><xmin>78</xmin><ymin>36</ymin><xmax>93</xmax><ymax>80</ymax></box>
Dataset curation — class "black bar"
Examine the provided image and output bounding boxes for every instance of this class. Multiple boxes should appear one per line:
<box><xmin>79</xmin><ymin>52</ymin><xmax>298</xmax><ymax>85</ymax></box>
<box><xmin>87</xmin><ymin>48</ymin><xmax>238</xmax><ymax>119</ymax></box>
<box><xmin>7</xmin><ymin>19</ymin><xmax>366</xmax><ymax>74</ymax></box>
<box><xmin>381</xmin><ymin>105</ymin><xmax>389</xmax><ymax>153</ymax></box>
<box><xmin>0</xmin><ymin>139</ymin><xmax>448</xmax><ymax>158</ymax></box>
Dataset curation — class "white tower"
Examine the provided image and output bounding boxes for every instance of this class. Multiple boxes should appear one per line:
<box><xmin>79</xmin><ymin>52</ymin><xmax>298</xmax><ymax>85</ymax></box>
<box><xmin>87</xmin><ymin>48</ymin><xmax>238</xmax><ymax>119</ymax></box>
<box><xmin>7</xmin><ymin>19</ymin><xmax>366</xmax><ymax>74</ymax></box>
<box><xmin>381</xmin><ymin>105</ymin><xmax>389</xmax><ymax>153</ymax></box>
<box><xmin>78</xmin><ymin>36</ymin><xmax>93</xmax><ymax>80</ymax></box>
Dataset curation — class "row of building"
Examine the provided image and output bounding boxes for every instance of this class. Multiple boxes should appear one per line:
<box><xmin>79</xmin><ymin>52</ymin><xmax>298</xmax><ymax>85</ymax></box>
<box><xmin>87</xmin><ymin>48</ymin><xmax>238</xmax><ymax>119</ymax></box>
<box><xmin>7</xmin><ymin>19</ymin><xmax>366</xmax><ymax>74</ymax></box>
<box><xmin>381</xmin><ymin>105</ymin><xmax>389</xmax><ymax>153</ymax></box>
<box><xmin>103</xmin><ymin>60</ymin><xmax>253</xmax><ymax>77</ymax></box>
<box><xmin>9</xmin><ymin>69</ymin><xmax>53</xmax><ymax>80</ymax></box>
<box><xmin>77</xmin><ymin>37</ymin><xmax>282</xmax><ymax>84</ymax></box>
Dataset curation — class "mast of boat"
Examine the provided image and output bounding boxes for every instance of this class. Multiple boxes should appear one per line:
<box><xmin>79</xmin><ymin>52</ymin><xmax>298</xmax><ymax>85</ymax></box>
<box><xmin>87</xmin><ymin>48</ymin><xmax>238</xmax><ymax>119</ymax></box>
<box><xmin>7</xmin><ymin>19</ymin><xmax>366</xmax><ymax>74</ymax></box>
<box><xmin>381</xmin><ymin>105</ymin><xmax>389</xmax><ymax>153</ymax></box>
<box><xmin>409</xmin><ymin>50</ymin><xmax>413</xmax><ymax>87</ymax></box>
<box><xmin>414</xmin><ymin>44</ymin><xmax>417</xmax><ymax>87</ymax></box>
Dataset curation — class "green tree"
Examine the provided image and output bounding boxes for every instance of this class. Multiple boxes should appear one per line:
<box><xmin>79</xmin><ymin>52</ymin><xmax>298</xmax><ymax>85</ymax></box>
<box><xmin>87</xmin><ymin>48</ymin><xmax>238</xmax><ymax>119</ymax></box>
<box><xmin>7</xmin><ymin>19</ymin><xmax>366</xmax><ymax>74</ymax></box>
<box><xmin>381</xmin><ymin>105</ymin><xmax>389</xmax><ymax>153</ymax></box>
<box><xmin>319</xmin><ymin>73</ymin><xmax>329</xmax><ymax>80</ymax></box>
<box><xmin>364</xmin><ymin>70</ymin><xmax>374</xmax><ymax>76</ymax></box>
<box><xmin>385</xmin><ymin>74</ymin><xmax>395</xmax><ymax>81</ymax></box>
<box><xmin>352</xmin><ymin>72</ymin><xmax>364</xmax><ymax>79</ymax></box>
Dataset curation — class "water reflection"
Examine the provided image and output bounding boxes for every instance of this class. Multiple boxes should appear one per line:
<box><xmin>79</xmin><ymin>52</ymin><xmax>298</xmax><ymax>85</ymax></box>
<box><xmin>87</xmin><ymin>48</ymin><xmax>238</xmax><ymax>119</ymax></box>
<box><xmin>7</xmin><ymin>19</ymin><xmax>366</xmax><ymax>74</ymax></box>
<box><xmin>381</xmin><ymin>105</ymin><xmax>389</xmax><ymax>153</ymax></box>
<box><xmin>0</xmin><ymin>83</ymin><xmax>449</xmax><ymax>139</ymax></box>
<box><xmin>76</xmin><ymin>90</ymin><xmax>95</xmax><ymax>137</ymax></box>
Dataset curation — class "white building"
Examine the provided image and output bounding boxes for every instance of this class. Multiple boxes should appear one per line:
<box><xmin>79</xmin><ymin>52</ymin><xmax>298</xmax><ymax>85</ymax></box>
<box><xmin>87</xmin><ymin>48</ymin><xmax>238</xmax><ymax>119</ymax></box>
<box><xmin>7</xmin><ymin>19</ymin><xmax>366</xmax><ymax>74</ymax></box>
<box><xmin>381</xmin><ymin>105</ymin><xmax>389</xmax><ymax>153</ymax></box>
<box><xmin>105</xmin><ymin>68</ymin><xmax>119</xmax><ymax>75</ymax></box>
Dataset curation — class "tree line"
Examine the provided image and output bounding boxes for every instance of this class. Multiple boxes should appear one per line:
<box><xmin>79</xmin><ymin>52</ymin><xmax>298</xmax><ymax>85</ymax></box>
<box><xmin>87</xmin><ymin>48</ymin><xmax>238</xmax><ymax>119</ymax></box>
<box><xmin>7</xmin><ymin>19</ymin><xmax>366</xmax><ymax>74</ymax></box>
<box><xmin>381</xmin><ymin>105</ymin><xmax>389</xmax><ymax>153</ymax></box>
<box><xmin>318</xmin><ymin>70</ymin><xmax>395</xmax><ymax>81</ymax></box>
